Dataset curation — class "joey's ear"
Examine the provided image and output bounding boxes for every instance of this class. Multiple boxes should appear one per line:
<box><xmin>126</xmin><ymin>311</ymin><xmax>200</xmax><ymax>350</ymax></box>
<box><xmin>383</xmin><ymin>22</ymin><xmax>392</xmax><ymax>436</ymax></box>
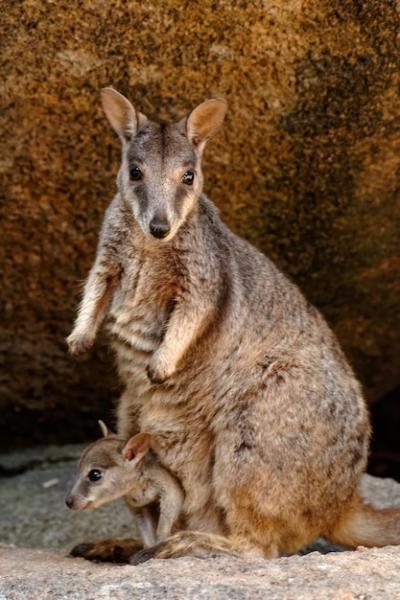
<box><xmin>98</xmin><ymin>420</ymin><xmax>109</xmax><ymax>438</ymax></box>
<box><xmin>122</xmin><ymin>433</ymin><xmax>151</xmax><ymax>462</ymax></box>
<box><xmin>101</xmin><ymin>87</ymin><xmax>147</xmax><ymax>142</ymax></box>
<box><xmin>186</xmin><ymin>98</ymin><xmax>227</xmax><ymax>150</ymax></box>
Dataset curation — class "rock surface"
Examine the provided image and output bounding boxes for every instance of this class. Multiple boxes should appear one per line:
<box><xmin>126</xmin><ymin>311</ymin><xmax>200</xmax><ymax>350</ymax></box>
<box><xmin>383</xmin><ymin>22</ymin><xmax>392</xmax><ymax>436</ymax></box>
<box><xmin>1</xmin><ymin>446</ymin><xmax>400</xmax><ymax>598</ymax></box>
<box><xmin>1</xmin><ymin>545</ymin><xmax>400</xmax><ymax>600</ymax></box>
<box><xmin>1</xmin><ymin>0</ymin><xmax>399</xmax><ymax>447</ymax></box>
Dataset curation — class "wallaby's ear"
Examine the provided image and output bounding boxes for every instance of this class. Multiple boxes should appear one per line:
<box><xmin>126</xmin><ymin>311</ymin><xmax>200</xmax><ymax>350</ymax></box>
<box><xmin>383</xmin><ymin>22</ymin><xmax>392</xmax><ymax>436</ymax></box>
<box><xmin>122</xmin><ymin>432</ymin><xmax>151</xmax><ymax>463</ymax></box>
<box><xmin>186</xmin><ymin>98</ymin><xmax>227</xmax><ymax>150</ymax></box>
<box><xmin>101</xmin><ymin>87</ymin><xmax>147</xmax><ymax>142</ymax></box>
<box><xmin>98</xmin><ymin>420</ymin><xmax>109</xmax><ymax>438</ymax></box>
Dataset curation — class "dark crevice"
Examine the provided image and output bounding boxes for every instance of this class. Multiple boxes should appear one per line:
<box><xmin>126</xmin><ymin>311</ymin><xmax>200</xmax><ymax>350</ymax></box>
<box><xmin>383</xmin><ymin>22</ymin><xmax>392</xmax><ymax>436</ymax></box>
<box><xmin>368</xmin><ymin>386</ymin><xmax>400</xmax><ymax>482</ymax></box>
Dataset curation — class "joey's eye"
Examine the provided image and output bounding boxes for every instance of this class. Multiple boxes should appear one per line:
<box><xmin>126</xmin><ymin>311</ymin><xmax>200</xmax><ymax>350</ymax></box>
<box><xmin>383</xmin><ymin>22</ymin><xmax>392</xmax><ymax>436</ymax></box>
<box><xmin>88</xmin><ymin>469</ymin><xmax>103</xmax><ymax>482</ymax></box>
<box><xmin>182</xmin><ymin>170</ymin><xmax>195</xmax><ymax>185</ymax></box>
<box><xmin>129</xmin><ymin>165</ymin><xmax>142</xmax><ymax>181</ymax></box>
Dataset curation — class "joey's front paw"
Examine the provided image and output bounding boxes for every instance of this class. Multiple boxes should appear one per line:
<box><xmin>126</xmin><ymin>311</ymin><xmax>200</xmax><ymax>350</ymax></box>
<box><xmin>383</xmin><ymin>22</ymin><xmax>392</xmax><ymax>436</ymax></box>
<box><xmin>147</xmin><ymin>353</ymin><xmax>174</xmax><ymax>385</ymax></box>
<box><xmin>66</xmin><ymin>331</ymin><xmax>94</xmax><ymax>358</ymax></box>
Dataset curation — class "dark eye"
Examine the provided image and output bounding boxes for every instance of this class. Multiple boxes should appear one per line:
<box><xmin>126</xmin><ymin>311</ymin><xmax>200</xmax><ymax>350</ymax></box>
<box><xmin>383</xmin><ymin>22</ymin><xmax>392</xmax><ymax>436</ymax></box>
<box><xmin>182</xmin><ymin>170</ymin><xmax>194</xmax><ymax>185</ymax></box>
<box><xmin>88</xmin><ymin>469</ymin><xmax>103</xmax><ymax>482</ymax></box>
<box><xmin>129</xmin><ymin>165</ymin><xmax>142</xmax><ymax>181</ymax></box>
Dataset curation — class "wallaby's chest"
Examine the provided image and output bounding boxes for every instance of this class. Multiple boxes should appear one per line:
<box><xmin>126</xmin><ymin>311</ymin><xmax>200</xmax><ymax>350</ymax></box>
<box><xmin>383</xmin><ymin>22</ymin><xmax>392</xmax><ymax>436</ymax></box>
<box><xmin>126</xmin><ymin>478</ymin><xmax>158</xmax><ymax>508</ymax></box>
<box><xmin>106</xmin><ymin>252</ymin><xmax>178</xmax><ymax>380</ymax></box>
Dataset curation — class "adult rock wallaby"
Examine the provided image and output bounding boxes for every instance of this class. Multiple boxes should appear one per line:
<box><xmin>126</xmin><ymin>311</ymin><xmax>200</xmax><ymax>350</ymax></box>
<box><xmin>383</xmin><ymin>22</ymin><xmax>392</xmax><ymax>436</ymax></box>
<box><xmin>68</xmin><ymin>88</ymin><xmax>400</xmax><ymax>563</ymax></box>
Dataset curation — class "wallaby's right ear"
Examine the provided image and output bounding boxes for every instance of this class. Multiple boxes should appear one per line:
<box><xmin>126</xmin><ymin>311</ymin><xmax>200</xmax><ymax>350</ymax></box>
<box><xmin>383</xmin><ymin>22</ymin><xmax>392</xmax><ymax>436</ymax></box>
<box><xmin>122</xmin><ymin>433</ymin><xmax>151</xmax><ymax>463</ymax></box>
<box><xmin>101</xmin><ymin>88</ymin><xmax>147</xmax><ymax>142</ymax></box>
<box><xmin>186</xmin><ymin>98</ymin><xmax>227</xmax><ymax>150</ymax></box>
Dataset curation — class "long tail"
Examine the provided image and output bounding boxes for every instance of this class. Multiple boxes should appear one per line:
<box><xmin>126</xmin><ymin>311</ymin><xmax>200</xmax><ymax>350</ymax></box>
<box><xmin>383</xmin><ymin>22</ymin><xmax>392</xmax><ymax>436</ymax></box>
<box><xmin>329</xmin><ymin>494</ymin><xmax>400</xmax><ymax>548</ymax></box>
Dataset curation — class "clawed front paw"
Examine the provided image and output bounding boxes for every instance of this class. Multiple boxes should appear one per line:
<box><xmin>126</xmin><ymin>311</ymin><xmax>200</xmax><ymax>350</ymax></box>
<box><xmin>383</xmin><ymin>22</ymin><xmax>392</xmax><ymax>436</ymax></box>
<box><xmin>66</xmin><ymin>331</ymin><xmax>94</xmax><ymax>358</ymax></box>
<box><xmin>146</xmin><ymin>364</ymin><xmax>168</xmax><ymax>385</ymax></box>
<box><xmin>147</xmin><ymin>354</ymin><xmax>174</xmax><ymax>385</ymax></box>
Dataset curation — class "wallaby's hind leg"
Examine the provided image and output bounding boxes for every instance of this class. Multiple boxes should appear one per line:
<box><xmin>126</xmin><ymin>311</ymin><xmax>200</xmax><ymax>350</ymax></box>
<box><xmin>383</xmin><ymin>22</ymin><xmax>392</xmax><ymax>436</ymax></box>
<box><xmin>70</xmin><ymin>538</ymin><xmax>143</xmax><ymax>564</ymax></box>
<box><xmin>130</xmin><ymin>530</ymin><xmax>277</xmax><ymax>564</ymax></box>
<box><xmin>131</xmin><ymin>531</ymin><xmax>236</xmax><ymax>564</ymax></box>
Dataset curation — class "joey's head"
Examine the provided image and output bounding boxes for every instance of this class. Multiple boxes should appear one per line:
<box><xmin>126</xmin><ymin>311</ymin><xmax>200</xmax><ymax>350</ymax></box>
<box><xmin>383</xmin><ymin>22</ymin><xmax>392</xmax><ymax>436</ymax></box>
<box><xmin>65</xmin><ymin>421</ymin><xmax>152</xmax><ymax>511</ymax></box>
<box><xmin>101</xmin><ymin>87</ymin><xmax>227</xmax><ymax>242</ymax></box>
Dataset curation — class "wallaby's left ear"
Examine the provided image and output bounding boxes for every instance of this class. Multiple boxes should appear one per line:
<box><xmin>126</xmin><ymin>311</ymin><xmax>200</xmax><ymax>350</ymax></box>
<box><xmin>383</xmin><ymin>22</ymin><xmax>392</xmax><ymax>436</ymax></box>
<box><xmin>122</xmin><ymin>433</ymin><xmax>151</xmax><ymax>462</ymax></box>
<box><xmin>98</xmin><ymin>420</ymin><xmax>109</xmax><ymax>438</ymax></box>
<box><xmin>186</xmin><ymin>98</ymin><xmax>227</xmax><ymax>150</ymax></box>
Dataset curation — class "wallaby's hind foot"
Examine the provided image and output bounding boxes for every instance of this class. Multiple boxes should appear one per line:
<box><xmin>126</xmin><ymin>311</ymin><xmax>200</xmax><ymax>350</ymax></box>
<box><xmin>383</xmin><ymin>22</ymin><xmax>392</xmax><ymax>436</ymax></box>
<box><xmin>70</xmin><ymin>538</ymin><xmax>143</xmax><ymax>564</ymax></box>
<box><xmin>130</xmin><ymin>541</ymin><xmax>167</xmax><ymax>565</ymax></box>
<box><xmin>130</xmin><ymin>530</ymin><xmax>270</xmax><ymax>563</ymax></box>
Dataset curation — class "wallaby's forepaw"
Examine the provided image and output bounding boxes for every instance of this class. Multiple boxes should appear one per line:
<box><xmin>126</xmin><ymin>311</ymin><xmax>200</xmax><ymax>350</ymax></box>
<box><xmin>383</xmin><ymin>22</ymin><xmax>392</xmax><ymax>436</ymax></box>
<box><xmin>70</xmin><ymin>538</ymin><xmax>143</xmax><ymax>564</ymax></box>
<box><xmin>146</xmin><ymin>365</ymin><xmax>167</xmax><ymax>385</ymax></box>
<box><xmin>147</xmin><ymin>353</ymin><xmax>174</xmax><ymax>384</ymax></box>
<box><xmin>67</xmin><ymin>331</ymin><xmax>94</xmax><ymax>358</ymax></box>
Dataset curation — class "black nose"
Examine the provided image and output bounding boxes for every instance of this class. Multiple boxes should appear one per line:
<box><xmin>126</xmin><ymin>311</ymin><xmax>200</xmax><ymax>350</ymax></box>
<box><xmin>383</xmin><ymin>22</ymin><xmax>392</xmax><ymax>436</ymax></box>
<box><xmin>65</xmin><ymin>496</ymin><xmax>73</xmax><ymax>509</ymax></box>
<box><xmin>149</xmin><ymin>218</ymin><xmax>170</xmax><ymax>239</ymax></box>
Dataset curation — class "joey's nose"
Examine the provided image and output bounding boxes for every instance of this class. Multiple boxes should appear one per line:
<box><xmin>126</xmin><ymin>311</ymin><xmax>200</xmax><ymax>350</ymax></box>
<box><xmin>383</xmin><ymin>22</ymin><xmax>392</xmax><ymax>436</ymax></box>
<box><xmin>149</xmin><ymin>218</ymin><xmax>170</xmax><ymax>239</ymax></box>
<box><xmin>65</xmin><ymin>496</ymin><xmax>74</xmax><ymax>509</ymax></box>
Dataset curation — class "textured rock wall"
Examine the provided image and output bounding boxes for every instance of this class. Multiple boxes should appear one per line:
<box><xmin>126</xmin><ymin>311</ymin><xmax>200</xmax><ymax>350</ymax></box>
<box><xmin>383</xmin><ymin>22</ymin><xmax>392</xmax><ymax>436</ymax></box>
<box><xmin>0</xmin><ymin>0</ymin><xmax>399</xmax><ymax>447</ymax></box>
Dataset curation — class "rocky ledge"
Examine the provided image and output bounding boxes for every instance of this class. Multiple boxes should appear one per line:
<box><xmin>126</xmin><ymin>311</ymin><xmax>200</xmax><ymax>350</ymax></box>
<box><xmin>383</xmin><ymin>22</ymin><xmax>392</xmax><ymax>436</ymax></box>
<box><xmin>0</xmin><ymin>545</ymin><xmax>400</xmax><ymax>600</ymax></box>
<box><xmin>0</xmin><ymin>445</ymin><xmax>400</xmax><ymax>599</ymax></box>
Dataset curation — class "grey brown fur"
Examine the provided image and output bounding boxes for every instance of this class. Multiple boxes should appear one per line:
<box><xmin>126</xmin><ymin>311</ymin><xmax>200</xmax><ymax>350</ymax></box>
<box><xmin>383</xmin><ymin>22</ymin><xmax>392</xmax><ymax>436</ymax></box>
<box><xmin>66</xmin><ymin>426</ymin><xmax>184</xmax><ymax>547</ymax></box>
<box><xmin>68</xmin><ymin>88</ymin><xmax>400</xmax><ymax>562</ymax></box>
